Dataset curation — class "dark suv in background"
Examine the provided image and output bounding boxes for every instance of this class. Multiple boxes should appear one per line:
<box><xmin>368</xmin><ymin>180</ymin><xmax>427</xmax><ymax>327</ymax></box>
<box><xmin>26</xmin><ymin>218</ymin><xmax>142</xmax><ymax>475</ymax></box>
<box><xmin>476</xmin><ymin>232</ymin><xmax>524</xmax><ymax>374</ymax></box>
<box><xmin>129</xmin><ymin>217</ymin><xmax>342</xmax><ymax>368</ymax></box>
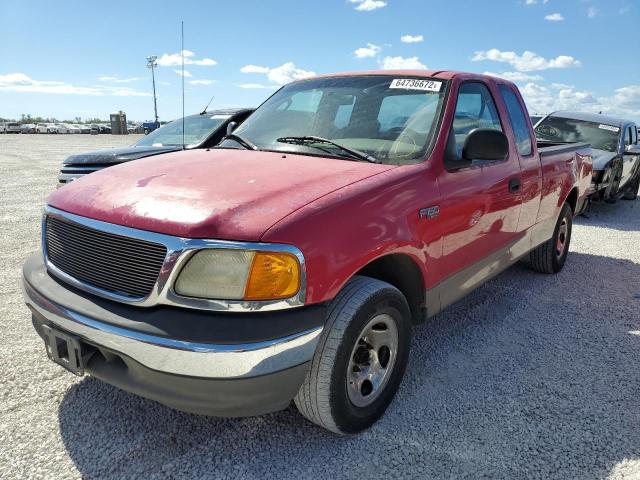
<box><xmin>535</xmin><ymin>111</ymin><xmax>640</xmax><ymax>202</ymax></box>
<box><xmin>59</xmin><ymin>108</ymin><xmax>253</xmax><ymax>184</ymax></box>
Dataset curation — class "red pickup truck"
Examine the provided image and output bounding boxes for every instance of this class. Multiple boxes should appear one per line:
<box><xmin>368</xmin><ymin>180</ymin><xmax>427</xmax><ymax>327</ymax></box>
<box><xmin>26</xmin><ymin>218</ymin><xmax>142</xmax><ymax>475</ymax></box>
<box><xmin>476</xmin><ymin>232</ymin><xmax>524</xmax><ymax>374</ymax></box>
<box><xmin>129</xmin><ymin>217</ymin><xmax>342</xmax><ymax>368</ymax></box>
<box><xmin>23</xmin><ymin>71</ymin><xmax>592</xmax><ymax>434</ymax></box>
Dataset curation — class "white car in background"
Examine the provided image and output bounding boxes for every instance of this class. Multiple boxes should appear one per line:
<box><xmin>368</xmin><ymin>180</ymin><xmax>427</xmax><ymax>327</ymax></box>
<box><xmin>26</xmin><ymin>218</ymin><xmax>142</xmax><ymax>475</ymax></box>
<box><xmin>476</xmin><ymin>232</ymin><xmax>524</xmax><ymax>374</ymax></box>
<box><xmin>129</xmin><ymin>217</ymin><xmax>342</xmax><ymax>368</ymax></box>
<box><xmin>35</xmin><ymin>123</ymin><xmax>57</xmax><ymax>133</ymax></box>
<box><xmin>66</xmin><ymin>124</ymin><xmax>81</xmax><ymax>134</ymax></box>
<box><xmin>53</xmin><ymin>124</ymin><xmax>70</xmax><ymax>134</ymax></box>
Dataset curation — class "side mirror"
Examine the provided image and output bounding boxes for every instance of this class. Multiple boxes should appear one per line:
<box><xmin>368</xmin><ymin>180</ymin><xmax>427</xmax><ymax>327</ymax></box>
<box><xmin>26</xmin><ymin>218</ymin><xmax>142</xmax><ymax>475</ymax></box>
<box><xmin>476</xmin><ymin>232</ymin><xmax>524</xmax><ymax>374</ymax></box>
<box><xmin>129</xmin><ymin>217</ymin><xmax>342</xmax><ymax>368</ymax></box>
<box><xmin>624</xmin><ymin>144</ymin><xmax>640</xmax><ymax>155</ymax></box>
<box><xmin>462</xmin><ymin>128</ymin><xmax>509</xmax><ymax>161</ymax></box>
<box><xmin>226</xmin><ymin>121</ymin><xmax>238</xmax><ymax>136</ymax></box>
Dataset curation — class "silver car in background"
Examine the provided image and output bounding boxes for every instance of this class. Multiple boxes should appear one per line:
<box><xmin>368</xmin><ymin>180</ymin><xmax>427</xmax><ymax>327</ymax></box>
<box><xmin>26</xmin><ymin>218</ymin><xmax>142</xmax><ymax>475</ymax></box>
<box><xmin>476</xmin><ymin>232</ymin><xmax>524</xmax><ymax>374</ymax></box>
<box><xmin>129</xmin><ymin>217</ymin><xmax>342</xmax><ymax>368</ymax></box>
<box><xmin>2</xmin><ymin>122</ymin><xmax>21</xmax><ymax>133</ymax></box>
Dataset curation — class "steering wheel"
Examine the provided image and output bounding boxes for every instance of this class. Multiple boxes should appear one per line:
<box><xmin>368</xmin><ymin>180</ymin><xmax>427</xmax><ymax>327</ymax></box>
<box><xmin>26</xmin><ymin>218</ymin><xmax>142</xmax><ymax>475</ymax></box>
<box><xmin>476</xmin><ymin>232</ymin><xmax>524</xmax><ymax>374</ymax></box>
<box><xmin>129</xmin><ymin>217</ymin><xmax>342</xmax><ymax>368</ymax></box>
<box><xmin>376</xmin><ymin>127</ymin><xmax>422</xmax><ymax>159</ymax></box>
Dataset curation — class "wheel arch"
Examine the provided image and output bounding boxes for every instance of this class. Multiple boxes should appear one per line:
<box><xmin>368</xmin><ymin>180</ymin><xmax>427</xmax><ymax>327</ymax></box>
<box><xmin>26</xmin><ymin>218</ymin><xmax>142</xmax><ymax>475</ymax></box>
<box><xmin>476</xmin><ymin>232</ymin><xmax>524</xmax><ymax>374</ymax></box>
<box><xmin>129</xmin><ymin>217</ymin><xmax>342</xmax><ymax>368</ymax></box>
<box><xmin>564</xmin><ymin>186</ymin><xmax>579</xmax><ymax>214</ymax></box>
<box><xmin>351</xmin><ymin>253</ymin><xmax>426</xmax><ymax>325</ymax></box>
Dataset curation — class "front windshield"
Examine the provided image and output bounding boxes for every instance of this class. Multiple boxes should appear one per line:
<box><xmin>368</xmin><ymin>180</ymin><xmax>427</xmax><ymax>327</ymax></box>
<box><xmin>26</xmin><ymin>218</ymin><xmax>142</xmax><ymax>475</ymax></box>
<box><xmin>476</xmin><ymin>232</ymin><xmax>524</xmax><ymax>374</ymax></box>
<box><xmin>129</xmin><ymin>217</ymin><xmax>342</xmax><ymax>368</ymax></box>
<box><xmin>535</xmin><ymin>116</ymin><xmax>620</xmax><ymax>152</ymax></box>
<box><xmin>136</xmin><ymin>114</ymin><xmax>230</xmax><ymax>147</ymax></box>
<box><xmin>228</xmin><ymin>75</ymin><xmax>447</xmax><ymax>165</ymax></box>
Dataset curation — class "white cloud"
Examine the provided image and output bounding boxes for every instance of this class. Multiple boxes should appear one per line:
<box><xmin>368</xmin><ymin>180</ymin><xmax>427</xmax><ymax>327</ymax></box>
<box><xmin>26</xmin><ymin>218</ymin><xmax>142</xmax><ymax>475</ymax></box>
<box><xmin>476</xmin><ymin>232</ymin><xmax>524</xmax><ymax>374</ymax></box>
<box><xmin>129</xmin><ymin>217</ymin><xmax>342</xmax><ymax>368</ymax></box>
<box><xmin>400</xmin><ymin>34</ymin><xmax>424</xmax><ymax>43</ymax></box>
<box><xmin>240</xmin><ymin>65</ymin><xmax>270</xmax><ymax>74</ymax></box>
<box><xmin>188</xmin><ymin>79</ymin><xmax>214</xmax><ymax>85</ymax></box>
<box><xmin>97</xmin><ymin>76</ymin><xmax>141</xmax><ymax>83</ymax></box>
<box><xmin>173</xmin><ymin>69</ymin><xmax>192</xmax><ymax>77</ymax></box>
<box><xmin>483</xmin><ymin>71</ymin><xmax>544</xmax><ymax>82</ymax></box>
<box><xmin>472</xmin><ymin>48</ymin><xmax>581</xmax><ymax>72</ymax></box>
<box><xmin>587</xmin><ymin>6</ymin><xmax>599</xmax><ymax>18</ymax></box>
<box><xmin>520</xmin><ymin>81</ymin><xmax>640</xmax><ymax>119</ymax></box>
<box><xmin>0</xmin><ymin>72</ymin><xmax>150</xmax><ymax>96</ymax></box>
<box><xmin>520</xmin><ymin>82</ymin><xmax>595</xmax><ymax>113</ymax></box>
<box><xmin>602</xmin><ymin>85</ymin><xmax>640</xmax><ymax>118</ymax></box>
<box><xmin>545</xmin><ymin>12</ymin><xmax>564</xmax><ymax>21</ymax></box>
<box><xmin>237</xmin><ymin>83</ymin><xmax>278</xmax><ymax>89</ymax></box>
<box><xmin>349</xmin><ymin>0</ymin><xmax>387</xmax><ymax>11</ymax></box>
<box><xmin>156</xmin><ymin>50</ymin><xmax>217</xmax><ymax>67</ymax></box>
<box><xmin>380</xmin><ymin>56</ymin><xmax>427</xmax><ymax>70</ymax></box>
<box><xmin>240</xmin><ymin>62</ymin><xmax>315</xmax><ymax>85</ymax></box>
<box><xmin>354</xmin><ymin>43</ymin><xmax>381</xmax><ymax>58</ymax></box>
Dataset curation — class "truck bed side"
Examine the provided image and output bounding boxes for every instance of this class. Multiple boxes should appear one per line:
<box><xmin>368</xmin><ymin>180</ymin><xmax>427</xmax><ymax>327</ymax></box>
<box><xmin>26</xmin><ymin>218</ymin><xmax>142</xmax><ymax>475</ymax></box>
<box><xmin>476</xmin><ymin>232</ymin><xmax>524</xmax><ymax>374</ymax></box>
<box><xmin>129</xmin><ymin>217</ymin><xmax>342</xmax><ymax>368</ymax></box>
<box><xmin>533</xmin><ymin>141</ymin><xmax>593</xmax><ymax>243</ymax></box>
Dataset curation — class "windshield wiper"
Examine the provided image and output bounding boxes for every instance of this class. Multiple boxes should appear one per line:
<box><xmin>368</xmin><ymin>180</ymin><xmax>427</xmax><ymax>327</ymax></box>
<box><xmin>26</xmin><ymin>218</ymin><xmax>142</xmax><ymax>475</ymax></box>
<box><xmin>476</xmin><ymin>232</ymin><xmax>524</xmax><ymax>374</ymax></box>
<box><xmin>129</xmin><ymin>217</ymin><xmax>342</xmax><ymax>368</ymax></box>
<box><xmin>223</xmin><ymin>133</ymin><xmax>258</xmax><ymax>151</ymax></box>
<box><xmin>276</xmin><ymin>136</ymin><xmax>379</xmax><ymax>163</ymax></box>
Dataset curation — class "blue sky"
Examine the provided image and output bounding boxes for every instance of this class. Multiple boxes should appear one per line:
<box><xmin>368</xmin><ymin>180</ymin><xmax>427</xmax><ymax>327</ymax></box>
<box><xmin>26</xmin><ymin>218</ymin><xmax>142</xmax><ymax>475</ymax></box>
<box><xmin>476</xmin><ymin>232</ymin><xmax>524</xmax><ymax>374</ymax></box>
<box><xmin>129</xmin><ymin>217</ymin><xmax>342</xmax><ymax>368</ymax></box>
<box><xmin>1</xmin><ymin>0</ymin><xmax>638</xmax><ymax>122</ymax></box>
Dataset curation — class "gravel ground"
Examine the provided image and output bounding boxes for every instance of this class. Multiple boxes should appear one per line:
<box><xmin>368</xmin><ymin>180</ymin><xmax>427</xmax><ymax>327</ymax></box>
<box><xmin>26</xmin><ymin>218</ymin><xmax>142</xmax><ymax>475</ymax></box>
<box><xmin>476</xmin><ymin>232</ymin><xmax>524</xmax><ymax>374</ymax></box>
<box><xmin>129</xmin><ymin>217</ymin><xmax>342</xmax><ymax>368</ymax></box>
<box><xmin>1</xmin><ymin>134</ymin><xmax>639</xmax><ymax>479</ymax></box>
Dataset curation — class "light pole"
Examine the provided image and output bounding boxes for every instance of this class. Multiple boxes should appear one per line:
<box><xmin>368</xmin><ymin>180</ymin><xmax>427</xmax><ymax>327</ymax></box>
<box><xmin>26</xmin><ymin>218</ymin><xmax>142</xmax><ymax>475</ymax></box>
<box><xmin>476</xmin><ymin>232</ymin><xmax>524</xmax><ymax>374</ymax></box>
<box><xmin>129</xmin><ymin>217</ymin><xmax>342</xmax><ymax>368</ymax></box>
<box><xmin>146</xmin><ymin>55</ymin><xmax>159</xmax><ymax>127</ymax></box>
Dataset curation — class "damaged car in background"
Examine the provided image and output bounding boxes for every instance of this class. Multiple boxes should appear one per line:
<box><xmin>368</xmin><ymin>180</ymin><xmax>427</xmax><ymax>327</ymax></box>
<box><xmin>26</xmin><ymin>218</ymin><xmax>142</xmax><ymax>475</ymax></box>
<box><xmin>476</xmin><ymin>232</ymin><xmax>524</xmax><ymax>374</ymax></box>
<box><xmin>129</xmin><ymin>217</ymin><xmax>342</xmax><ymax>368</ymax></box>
<box><xmin>536</xmin><ymin>111</ymin><xmax>640</xmax><ymax>202</ymax></box>
<box><xmin>58</xmin><ymin>108</ymin><xmax>253</xmax><ymax>184</ymax></box>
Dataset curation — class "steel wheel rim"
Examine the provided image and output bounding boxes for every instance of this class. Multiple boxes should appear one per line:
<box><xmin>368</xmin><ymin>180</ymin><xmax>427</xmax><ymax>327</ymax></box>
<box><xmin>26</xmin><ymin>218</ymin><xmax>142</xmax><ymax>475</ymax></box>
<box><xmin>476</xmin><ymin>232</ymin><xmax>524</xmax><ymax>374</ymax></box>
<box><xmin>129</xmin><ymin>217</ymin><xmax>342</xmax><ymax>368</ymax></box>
<box><xmin>346</xmin><ymin>314</ymin><xmax>399</xmax><ymax>408</ymax></box>
<box><xmin>556</xmin><ymin>218</ymin><xmax>568</xmax><ymax>257</ymax></box>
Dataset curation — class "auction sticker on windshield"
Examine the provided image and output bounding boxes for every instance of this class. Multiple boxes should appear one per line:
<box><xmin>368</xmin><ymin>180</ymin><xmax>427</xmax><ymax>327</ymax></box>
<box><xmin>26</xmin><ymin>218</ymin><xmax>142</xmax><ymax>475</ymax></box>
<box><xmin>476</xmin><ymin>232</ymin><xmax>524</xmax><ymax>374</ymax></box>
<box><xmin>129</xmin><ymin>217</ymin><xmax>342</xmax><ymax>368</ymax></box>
<box><xmin>389</xmin><ymin>79</ymin><xmax>442</xmax><ymax>92</ymax></box>
<box><xmin>599</xmin><ymin>124</ymin><xmax>620</xmax><ymax>132</ymax></box>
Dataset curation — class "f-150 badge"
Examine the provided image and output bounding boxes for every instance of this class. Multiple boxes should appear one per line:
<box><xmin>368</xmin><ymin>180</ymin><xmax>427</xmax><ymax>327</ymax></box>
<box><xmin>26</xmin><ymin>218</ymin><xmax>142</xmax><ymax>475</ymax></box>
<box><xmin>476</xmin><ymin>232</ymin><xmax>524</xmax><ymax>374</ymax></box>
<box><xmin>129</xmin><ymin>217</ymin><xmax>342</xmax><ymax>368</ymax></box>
<box><xmin>419</xmin><ymin>206</ymin><xmax>440</xmax><ymax>219</ymax></box>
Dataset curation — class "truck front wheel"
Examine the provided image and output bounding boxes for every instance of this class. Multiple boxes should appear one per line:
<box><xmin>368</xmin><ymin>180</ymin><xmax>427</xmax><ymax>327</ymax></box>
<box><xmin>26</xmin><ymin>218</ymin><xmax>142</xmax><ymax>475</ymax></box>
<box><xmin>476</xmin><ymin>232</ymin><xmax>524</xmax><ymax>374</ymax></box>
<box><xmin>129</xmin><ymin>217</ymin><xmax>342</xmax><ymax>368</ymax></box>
<box><xmin>529</xmin><ymin>203</ymin><xmax>573</xmax><ymax>274</ymax></box>
<box><xmin>294</xmin><ymin>276</ymin><xmax>411</xmax><ymax>434</ymax></box>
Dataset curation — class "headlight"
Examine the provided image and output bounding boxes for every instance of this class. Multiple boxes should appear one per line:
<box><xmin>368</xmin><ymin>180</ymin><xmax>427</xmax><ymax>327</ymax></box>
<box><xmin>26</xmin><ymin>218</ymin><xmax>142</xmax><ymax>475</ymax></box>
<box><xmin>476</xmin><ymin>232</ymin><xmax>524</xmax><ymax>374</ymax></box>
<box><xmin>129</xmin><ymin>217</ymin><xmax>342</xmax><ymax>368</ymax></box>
<box><xmin>174</xmin><ymin>249</ymin><xmax>301</xmax><ymax>301</ymax></box>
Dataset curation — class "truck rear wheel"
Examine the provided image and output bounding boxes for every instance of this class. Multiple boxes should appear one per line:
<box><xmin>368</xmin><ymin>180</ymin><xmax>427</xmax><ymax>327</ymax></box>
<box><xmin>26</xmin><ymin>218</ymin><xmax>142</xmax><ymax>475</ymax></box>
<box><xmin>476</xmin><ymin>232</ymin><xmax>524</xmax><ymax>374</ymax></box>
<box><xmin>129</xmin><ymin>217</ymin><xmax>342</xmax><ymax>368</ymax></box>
<box><xmin>294</xmin><ymin>276</ymin><xmax>411</xmax><ymax>434</ymax></box>
<box><xmin>529</xmin><ymin>203</ymin><xmax>573</xmax><ymax>274</ymax></box>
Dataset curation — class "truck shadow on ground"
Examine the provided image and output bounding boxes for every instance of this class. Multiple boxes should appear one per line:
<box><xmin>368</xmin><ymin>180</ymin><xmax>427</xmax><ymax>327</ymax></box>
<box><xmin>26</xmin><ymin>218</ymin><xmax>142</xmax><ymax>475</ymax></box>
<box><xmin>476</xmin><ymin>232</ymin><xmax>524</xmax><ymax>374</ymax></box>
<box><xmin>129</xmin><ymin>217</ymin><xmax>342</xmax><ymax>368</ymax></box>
<box><xmin>57</xmin><ymin>251</ymin><xmax>640</xmax><ymax>479</ymax></box>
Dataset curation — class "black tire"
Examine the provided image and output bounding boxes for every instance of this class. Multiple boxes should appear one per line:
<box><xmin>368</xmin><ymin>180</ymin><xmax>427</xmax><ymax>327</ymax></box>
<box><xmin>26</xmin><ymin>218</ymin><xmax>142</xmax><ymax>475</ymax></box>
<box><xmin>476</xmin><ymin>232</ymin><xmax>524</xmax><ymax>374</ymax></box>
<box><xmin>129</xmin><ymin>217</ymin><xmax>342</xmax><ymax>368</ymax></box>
<box><xmin>529</xmin><ymin>203</ymin><xmax>573</xmax><ymax>274</ymax></box>
<box><xmin>294</xmin><ymin>276</ymin><xmax>411</xmax><ymax>434</ymax></box>
<box><xmin>622</xmin><ymin>176</ymin><xmax>639</xmax><ymax>200</ymax></box>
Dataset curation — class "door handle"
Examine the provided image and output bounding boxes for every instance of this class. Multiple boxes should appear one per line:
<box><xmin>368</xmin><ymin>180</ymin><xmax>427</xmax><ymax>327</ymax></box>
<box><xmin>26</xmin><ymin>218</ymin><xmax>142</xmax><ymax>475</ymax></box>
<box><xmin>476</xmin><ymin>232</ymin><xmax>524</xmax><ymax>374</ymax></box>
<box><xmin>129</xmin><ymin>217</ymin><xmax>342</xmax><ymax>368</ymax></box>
<box><xmin>508</xmin><ymin>177</ymin><xmax>521</xmax><ymax>193</ymax></box>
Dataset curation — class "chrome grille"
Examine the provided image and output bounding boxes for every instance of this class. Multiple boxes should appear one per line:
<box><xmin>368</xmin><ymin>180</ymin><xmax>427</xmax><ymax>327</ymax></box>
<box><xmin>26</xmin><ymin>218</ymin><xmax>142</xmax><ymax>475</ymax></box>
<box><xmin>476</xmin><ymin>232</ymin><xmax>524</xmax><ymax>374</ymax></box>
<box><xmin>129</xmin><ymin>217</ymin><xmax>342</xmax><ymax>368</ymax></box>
<box><xmin>45</xmin><ymin>216</ymin><xmax>167</xmax><ymax>298</ymax></box>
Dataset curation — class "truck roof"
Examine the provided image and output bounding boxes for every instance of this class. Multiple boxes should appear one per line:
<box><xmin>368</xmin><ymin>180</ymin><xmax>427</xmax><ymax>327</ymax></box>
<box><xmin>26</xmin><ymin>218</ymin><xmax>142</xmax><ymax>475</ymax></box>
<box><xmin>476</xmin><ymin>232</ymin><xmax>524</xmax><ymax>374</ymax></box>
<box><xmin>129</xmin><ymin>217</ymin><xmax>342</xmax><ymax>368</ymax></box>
<box><xmin>548</xmin><ymin>110</ymin><xmax>634</xmax><ymax>128</ymax></box>
<box><xmin>292</xmin><ymin>70</ymin><xmax>520</xmax><ymax>90</ymax></box>
<box><xmin>295</xmin><ymin>70</ymin><xmax>498</xmax><ymax>82</ymax></box>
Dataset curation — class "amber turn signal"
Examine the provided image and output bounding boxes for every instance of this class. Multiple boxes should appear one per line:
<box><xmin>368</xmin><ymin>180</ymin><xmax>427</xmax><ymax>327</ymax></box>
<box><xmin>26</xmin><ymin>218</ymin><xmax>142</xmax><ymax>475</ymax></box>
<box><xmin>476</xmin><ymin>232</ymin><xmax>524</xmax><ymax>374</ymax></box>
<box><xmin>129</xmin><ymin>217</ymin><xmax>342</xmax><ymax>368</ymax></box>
<box><xmin>244</xmin><ymin>252</ymin><xmax>301</xmax><ymax>301</ymax></box>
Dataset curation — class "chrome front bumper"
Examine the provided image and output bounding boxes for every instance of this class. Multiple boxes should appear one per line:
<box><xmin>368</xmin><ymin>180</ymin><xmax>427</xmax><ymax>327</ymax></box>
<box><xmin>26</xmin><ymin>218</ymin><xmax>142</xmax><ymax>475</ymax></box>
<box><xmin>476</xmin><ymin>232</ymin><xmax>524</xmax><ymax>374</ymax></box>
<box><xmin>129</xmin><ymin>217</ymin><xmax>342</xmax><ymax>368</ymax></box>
<box><xmin>22</xmin><ymin>256</ymin><xmax>322</xmax><ymax>380</ymax></box>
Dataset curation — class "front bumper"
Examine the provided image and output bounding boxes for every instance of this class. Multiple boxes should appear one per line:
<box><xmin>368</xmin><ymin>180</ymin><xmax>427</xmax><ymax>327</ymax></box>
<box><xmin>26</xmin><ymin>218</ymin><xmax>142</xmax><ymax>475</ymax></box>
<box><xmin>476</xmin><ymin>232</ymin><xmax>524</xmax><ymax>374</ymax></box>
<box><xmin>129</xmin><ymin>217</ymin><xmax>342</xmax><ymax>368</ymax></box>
<box><xmin>23</xmin><ymin>253</ymin><xmax>324</xmax><ymax>416</ymax></box>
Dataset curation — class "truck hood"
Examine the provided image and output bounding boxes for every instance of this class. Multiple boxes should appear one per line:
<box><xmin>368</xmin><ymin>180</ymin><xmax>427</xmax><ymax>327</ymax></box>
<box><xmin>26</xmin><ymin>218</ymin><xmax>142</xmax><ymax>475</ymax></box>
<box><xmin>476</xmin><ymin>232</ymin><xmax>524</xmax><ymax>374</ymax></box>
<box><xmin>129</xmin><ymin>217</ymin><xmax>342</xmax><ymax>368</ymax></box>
<box><xmin>591</xmin><ymin>148</ymin><xmax>618</xmax><ymax>171</ymax></box>
<box><xmin>48</xmin><ymin>149</ymin><xmax>395</xmax><ymax>240</ymax></box>
<box><xmin>63</xmin><ymin>145</ymin><xmax>182</xmax><ymax>166</ymax></box>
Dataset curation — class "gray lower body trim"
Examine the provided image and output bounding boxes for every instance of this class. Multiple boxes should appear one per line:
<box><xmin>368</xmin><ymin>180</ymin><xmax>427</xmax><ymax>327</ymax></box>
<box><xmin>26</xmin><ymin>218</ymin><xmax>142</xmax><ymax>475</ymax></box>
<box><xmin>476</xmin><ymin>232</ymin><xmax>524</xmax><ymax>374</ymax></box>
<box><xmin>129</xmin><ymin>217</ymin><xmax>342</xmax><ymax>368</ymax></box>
<box><xmin>426</xmin><ymin>224</ymin><xmax>552</xmax><ymax>317</ymax></box>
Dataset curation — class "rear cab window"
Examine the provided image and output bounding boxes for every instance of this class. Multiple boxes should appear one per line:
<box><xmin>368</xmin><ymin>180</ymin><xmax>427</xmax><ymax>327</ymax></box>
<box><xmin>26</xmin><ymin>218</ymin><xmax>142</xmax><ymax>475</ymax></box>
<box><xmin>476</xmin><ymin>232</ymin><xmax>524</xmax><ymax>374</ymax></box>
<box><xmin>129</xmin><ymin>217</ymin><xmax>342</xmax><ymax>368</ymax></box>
<box><xmin>499</xmin><ymin>85</ymin><xmax>533</xmax><ymax>156</ymax></box>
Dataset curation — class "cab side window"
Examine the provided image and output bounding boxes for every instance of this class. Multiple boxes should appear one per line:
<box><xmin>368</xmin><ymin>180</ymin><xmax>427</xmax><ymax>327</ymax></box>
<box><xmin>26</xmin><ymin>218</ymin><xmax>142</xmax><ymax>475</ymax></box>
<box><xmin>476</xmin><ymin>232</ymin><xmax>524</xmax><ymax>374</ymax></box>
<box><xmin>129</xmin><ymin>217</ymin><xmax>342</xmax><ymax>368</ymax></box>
<box><xmin>499</xmin><ymin>85</ymin><xmax>533</xmax><ymax>156</ymax></box>
<box><xmin>446</xmin><ymin>82</ymin><xmax>502</xmax><ymax>167</ymax></box>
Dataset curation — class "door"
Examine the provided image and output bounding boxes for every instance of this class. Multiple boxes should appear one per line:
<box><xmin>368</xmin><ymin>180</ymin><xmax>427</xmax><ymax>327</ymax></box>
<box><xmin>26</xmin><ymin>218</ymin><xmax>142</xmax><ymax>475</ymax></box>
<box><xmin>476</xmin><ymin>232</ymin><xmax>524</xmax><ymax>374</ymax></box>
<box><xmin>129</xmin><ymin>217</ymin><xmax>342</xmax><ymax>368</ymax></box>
<box><xmin>498</xmin><ymin>84</ymin><xmax>542</xmax><ymax>237</ymax></box>
<box><xmin>435</xmin><ymin>81</ymin><xmax>522</xmax><ymax>288</ymax></box>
